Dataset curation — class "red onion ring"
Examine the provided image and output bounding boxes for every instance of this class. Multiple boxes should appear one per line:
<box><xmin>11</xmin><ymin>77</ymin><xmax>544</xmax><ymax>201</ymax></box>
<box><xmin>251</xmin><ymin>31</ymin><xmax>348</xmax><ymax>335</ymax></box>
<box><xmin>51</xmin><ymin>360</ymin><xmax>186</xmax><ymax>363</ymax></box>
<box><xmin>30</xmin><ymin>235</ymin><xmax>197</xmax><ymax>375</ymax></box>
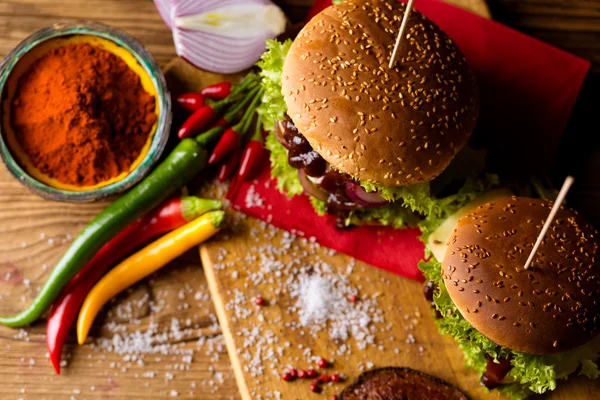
<box><xmin>298</xmin><ymin>169</ymin><xmax>329</xmax><ymax>202</ymax></box>
<box><xmin>344</xmin><ymin>181</ymin><xmax>388</xmax><ymax>207</ymax></box>
<box><xmin>274</xmin><ymin>120</ymin><xmax>291</xmax><ymax>150</ymax></box>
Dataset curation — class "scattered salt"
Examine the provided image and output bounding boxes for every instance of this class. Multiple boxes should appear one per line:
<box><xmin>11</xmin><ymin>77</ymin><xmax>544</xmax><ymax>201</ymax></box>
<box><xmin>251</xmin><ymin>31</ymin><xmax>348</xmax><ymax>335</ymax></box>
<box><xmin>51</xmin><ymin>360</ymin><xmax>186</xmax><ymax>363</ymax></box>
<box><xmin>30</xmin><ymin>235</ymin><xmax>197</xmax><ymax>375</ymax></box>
<box><xmin>244</xmin><ymin>185</ymin><xmax>264</xmax><ymax>209</ymax></box>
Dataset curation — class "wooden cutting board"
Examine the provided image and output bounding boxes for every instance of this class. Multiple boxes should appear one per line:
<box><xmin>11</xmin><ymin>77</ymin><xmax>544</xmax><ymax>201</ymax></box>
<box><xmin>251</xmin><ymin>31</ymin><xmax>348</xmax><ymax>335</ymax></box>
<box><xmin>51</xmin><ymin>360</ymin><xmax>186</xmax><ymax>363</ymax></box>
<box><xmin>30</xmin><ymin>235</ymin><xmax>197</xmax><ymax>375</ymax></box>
<box><xmin>179</xmin><ymin>1</ymin><xmax>600</xmax><ymax>399</ymax></box>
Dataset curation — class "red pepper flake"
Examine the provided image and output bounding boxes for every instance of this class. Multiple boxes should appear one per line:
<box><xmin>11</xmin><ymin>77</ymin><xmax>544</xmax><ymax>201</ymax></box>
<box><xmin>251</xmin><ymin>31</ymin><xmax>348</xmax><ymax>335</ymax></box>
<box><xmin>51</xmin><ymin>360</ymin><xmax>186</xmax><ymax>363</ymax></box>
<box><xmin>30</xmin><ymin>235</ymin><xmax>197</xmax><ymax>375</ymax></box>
<box><xmin>297</xmin><ymin>369</ymin><xmax>307</xmax><ymax>379</ymax></box>
<box><xmin>331</xmin><ymin>373</ymin><xmax>342</xmax><ymax>382</ymax></box>
<box><xmin>289</xmin><ymin>368</ymin><xmax>298</xmax><ymax>379</ymax></box>
<box><xmin>317</xmin><ymin>357</ymin><xmax>329</xmax><ymax>368</ymax></box>
<box><xmin>349</xmin><ymin>295</ymin><xmax>358</xmax><ymax>302</ymax></box>
<box><xmin>310</xmin><ymin>383</ymin><xmax>322</xmax><ymax>393</ymax></box>
<box><xmin>331</xmin><ymin>396</ymin><xmax>338</xmax><ymax>400</ymax></box>
<box><xmin>306</xmin><ymin>368</ymin><xmax>318</xmax><ymax>378</ymax></box>
<box><xmin>254</xmin><ymin>296</ymin><xmax>266</xmax><ymax>306</ymax></box>
<box><xmin>320</xmin><ymin>374</ymin><xmax>331</xmax><ymax>383</ymax></box>
<box><xmin>282</xmin><ymin>372</ymin><xmax>295</xmax><ymax>382</ymax></box>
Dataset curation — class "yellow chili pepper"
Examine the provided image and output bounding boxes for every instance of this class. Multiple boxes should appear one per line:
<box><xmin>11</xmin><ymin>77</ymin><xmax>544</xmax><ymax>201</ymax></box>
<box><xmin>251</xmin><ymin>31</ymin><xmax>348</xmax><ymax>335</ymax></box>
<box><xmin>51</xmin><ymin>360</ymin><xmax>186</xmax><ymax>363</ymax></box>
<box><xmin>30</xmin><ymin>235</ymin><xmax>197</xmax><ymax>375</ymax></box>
<box><xmin>77</xmin><ymin>210</ymin><xmax>224</xmax><ymax>344</ymax></box>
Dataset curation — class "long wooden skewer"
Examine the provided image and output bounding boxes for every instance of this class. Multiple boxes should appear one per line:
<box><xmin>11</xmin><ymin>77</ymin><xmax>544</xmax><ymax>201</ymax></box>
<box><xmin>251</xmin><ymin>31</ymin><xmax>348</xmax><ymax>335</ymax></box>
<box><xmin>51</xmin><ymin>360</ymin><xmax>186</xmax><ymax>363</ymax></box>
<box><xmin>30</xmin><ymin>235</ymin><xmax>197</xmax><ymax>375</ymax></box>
<box><xmin>389</xmin><ymin>0</ymin><xmax>415</xmax><ymax>69</ymax></box>
<box><xmin>523</xmin><ymin>176</ymin><xmax>575</xmax><ymax>270</ymax></box>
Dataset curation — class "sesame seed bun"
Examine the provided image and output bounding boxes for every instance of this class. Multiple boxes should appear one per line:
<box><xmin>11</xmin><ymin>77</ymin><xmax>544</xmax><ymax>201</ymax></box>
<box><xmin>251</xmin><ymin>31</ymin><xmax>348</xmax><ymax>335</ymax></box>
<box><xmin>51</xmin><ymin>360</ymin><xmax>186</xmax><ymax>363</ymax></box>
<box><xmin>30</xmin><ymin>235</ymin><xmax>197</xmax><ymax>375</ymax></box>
<box><xmin>442</xmin><ymin>196</ymin><xmax>600</xmax><ymax>355</ymax></box>
<box><xmin>281</xmin><ymin>0</ymin><xmax>478</xmax><ymax>186</ymax></box>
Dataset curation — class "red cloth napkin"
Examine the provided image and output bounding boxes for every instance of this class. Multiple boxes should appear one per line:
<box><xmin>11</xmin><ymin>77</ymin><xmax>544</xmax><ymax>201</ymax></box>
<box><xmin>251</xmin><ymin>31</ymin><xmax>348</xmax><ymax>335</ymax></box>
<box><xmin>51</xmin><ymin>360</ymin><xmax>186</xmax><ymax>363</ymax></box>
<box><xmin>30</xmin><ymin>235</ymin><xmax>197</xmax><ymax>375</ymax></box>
<box><xmin>228</xmin><ymin>0</ymin><xmax>590</xmax><ymax>282</ymax></box>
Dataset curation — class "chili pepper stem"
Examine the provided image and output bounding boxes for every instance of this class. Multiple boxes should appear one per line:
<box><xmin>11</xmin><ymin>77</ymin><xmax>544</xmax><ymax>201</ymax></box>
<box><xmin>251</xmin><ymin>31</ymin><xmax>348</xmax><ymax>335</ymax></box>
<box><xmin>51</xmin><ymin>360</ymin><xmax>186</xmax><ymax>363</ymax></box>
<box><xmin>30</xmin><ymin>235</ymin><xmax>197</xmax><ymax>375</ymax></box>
<box><xmin>251</xmin><ymin>114</ymin><xmax>264</xmax><ymax>142</ymax></box>
<box><xmin>181</xmin><ymin>197</ymin><xmax>223</xmax><ymax>220</ymax></box>
<box><xmin>194</xmin><ymin>86</ymin><xmax>260</xmax><ymax>146</ymax></box>
<box><xmin>195</xmin><ymin>126</ymin><xmax>225</xmax><ymax>147</ymax></box>
<box><xmin>77</xmin><ymin>211</ymin><xmax>225</xmax><ymax>344</ymax></box>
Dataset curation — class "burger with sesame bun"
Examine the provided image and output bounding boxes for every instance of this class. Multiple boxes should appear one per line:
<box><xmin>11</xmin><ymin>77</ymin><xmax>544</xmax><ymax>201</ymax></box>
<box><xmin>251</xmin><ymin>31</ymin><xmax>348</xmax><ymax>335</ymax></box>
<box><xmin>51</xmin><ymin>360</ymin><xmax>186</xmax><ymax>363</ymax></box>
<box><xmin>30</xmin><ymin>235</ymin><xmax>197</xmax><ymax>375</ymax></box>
<box><xmin>419</xmin><ymin>196</ymin><xmax>600</xmax><ymax>399</ymax></box>
<box><xmin>256</xmin><ymin>0</ymin><xmax>498</xmax><ymax>229</ymax></box>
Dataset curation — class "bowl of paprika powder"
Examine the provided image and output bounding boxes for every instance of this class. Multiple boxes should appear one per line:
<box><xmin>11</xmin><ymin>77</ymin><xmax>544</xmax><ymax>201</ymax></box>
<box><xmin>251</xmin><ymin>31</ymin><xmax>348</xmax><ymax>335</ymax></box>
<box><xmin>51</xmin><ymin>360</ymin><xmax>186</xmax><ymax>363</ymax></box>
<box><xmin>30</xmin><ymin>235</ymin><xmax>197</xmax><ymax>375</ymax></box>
<box><xmin>0</xmin><ymin>21</ymin><xmax>171</xmax><ymax>201</ymax></box>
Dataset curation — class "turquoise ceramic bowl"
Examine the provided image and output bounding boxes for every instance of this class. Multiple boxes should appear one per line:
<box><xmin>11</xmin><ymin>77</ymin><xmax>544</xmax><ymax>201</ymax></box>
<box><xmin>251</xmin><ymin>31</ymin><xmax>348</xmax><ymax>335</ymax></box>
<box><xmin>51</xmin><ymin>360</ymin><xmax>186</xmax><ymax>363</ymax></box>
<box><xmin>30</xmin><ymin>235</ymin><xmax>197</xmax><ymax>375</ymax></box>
<box><xmin>0</xmin><ymin>21</ymin><xmax>171</xmax><ymax>202</ymax></box>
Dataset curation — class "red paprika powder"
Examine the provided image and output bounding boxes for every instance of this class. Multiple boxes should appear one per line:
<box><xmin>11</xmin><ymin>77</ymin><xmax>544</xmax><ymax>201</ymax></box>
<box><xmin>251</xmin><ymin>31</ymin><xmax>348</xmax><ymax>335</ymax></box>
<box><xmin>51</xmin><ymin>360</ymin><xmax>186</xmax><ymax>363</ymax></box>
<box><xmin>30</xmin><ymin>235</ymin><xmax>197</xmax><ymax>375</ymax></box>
<box><xmin>11</xmin><ymin>42</ymin><xmax>157</xmax><ymax>186</ymax></box>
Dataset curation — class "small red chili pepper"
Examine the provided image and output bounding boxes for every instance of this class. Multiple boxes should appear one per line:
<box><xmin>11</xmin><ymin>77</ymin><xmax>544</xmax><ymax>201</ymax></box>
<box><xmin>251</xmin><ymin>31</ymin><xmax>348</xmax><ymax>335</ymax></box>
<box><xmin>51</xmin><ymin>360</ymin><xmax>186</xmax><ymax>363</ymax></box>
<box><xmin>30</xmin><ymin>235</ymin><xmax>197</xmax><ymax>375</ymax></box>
<box><xmin>297</xmin><ymin>369</ymin><xmax>307</xmax><ymax>379</ymax></box>
<box><xmin>211</xmin><ymin>117</ymin><xmax>228</xmax><ymax>128</ymax></box>
<box><xmin>178</xmin><ymin>74</ymin><xmax>258</xmax><ymax>139</ymax></box>
<box><xmin>330</xmin><ymin>372</ymin><xmax>341</xmax><ymax>382</ymax></box>
<box><xmin>178</xmin><ymin>105</ymin><xmax>217</xmax><ymax>139</ymax></box>
<box><xmin>238</xmin><ymin>116</ymin><xmax>268</xmax><ymax>181</ymax></box>
<box><xmin>176</xmin><ymin>93</ymin><xmax>206</xmax><ymax>112</ymax></box>
<box><xmin>306</xmin><ymin>368</ymin><xmax>318</xmax><ymax>378</ymax></box>
<box><xmin>195</xmin><ymin>86</ymin><xmax>261</xmax><ymax>147</ymax></box>
<box><xmin>201</xmin><ymin>82</ymin><xmax>232</xmax><ymax>100</ymax></box>
<box><xmin>178</xmin><ymin>104</ymin><xmax>221</xmax><ymax>139</ymax></box>
<box><xmin>320</xmin><ymin>374</ymin><xmax>331</xmax><ymax>383</ymax></box>
<box><xmin>209</xmin><ymin>128</ymin><xmax>240</xmax><ymax>165</ymax></box>
<box><xmin>209</xmin><ymin>89</ymin><xmax>263</xmax><ymax>165</ymax></box>
<box><xmin>218</xmin><ymin>145</ymin><xmax>242</xmax><ymax>183</ymax></box>
<box><xmin>317</xmin><ymin>357</ymin><xmax>329</xmax><ymax>368</ymax></box>
<box><xmin>46</xmin><ymin>196</ymin><xmax>221</xmax><ymax>374</ymax></box>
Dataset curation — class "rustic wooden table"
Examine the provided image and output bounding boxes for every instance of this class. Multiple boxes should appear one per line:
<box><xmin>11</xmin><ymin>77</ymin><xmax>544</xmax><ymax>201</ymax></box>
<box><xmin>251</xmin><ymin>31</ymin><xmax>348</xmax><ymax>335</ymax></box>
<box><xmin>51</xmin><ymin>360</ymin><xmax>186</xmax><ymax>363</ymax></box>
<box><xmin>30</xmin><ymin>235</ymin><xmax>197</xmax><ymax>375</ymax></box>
<box><xmin>0</xmin><ymin>1</ymin><xmax>599</xmax><ymax>399</ymax></box>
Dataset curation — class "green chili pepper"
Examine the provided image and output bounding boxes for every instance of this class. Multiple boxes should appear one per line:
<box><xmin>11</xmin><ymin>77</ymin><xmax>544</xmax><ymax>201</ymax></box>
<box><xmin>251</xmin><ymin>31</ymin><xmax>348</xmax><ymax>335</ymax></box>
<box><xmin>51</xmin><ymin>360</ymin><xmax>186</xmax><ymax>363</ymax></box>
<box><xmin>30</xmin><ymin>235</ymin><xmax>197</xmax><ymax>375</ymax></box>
<box><xmin>0</xmin><ymin>139</ymin><xmax>208</xmax><ymax>327</ymax></box>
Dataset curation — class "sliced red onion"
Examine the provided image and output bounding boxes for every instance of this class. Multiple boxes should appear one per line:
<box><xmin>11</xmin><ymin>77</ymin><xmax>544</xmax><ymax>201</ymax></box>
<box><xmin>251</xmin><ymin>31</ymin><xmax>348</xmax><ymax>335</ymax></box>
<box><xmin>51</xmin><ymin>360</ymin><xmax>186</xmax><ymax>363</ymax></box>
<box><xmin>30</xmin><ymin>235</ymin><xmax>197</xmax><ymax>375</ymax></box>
<box><xmin>344</xmin><ymin>181</ymin><xmax>388</xmax><ymax>207</ymax></box>
<box><xmin>154</xmin><ymin>0</ymin><xmax>173</xmax><ymax>29</ymax></box>
<box><xmin>298</xmin><ymin>169</ymin><xmax>329</xmax><ymax>202</ymax></box>
<box><xmin>274</xmin><ymin>120</ymin><xmax>291</xmax><ymax>150</ymax></box>
<box><xmin>163</xmin><ymin>0</ymin><xmax>286</xmax><ymax>74</ymax></box>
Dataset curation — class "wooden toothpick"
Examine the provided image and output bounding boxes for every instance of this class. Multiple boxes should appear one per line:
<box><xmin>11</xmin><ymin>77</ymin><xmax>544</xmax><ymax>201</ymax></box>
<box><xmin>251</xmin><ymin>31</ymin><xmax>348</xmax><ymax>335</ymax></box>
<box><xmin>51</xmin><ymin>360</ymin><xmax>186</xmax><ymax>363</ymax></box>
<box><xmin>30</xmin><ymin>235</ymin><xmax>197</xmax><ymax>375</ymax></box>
<box><xmin>389</xmin><ymin>0</ymin><xmax>415</xmax><ymax>69</ymax></box>
<box><xmin>523</xmin><ymin>176</ymin><xmax>575</xmax><ymax>270</ymax></box>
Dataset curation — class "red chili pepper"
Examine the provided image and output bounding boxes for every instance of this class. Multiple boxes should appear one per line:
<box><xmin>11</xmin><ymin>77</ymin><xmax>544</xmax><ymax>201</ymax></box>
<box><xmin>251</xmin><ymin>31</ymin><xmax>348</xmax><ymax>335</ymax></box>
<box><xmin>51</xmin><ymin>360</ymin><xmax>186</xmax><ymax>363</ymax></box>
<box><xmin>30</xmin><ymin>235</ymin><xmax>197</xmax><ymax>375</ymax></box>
<box><xmin>211</xmin><ymin>117</ymin><xmax>228</xmax><ymax>128</ymax></box>
<box><xmin>178</xmin><ymin>105</ymin><xmax>217</xmax><ymax>139</ymax></box>
<box><xmin>46</xmin><ymin>196</ymin><xmax>222</xmax><ymax>374</ymax></box>
<box><xmin>238</xmin><ymin>116</ymin><xmax>268</xmax><ymax>181</ymax></box>
<box><xmin>201</xmin><ymin>82</ymin><xmax>232</xmax><ymax>100</ymax></box>
<box><xmin>176</xmin><ymin>93</ymin><xmax>206</xmax><ymax>112</ymax></box>
<box><xmin>209</xmin><ymin>128</ymin><xmax>241</xmax><ymax>165</ymax></box>
<box><xmin>178</xmin><ymin>75</ymin><xmax>259</xmax><ymax>139</ymax></box>
<box><xmin>218</xmin><ymin>145</ymin><xmax>242</xmax><ymax>182</ymax></box>
<box><xmin>209</xmin><ymin>89</ymin><xmax>263</xmax><ymax>165</ymax></box>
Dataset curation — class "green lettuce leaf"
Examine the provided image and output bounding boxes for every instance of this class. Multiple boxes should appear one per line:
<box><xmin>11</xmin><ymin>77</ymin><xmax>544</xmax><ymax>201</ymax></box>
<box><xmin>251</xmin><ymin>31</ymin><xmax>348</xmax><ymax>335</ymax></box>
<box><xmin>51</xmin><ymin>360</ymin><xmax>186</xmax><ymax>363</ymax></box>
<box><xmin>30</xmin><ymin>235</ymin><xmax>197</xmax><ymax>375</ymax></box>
<box><xmin>257</xmin><ymin>40</ymin><xmax>303</xmax><ymax>196</ymax></box>
<box><xmin>265</xmin><ymin>133</ymin><xmax>303</xmax><ymax>196</ymax></box>
<box><xmin>310</xmin><ymin>197</ymin><xmax>327</xmax><ymax>216</ymax></box>
<box><xmin>346</xmin><ymin>203</ymin><xmax>419</xmax><ymax>228</ymax></box>
<box><xmin>418</xmin><ymin>173</ymin><xmax>499</xmax><ymax>244</ymax></box>
<box><xmin>419</xmin><ymin>257</ymin><xmax>600</xmax><ymax>399</ymax></box>
<box><xmin>257</xmin><ymin>39</ymin><xmax>291</xmax><ymax>132</ymax></box>
<box><xmin>360</xmin><ymin>181</ymin><xmax>439</xmax><ymax>216</ymax></box>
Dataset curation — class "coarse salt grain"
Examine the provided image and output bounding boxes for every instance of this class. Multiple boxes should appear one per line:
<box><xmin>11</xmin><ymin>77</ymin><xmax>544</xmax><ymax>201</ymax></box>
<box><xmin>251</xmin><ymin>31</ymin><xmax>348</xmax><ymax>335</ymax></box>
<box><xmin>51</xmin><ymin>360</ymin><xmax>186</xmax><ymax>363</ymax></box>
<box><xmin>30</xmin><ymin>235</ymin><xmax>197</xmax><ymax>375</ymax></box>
<box><xmin>288</xmin><ymin>271</ymin><xmax>379</xmax><ymax>346</ymax></box>
<box><xmin>244</xmin><ymin>185</ymin><xmax>264</xmax><ymax>209</ymax></box>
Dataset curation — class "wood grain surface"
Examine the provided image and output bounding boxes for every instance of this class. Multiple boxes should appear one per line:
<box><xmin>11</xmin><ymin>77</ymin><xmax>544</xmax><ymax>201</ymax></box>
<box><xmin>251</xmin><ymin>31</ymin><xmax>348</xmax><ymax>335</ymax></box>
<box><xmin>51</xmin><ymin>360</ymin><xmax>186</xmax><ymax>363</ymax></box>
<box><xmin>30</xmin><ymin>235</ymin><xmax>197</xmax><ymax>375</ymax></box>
<box><xmin>0</xmin><ymin>0</ymin><xmax>599</xmax><ymax>399</ymax></box>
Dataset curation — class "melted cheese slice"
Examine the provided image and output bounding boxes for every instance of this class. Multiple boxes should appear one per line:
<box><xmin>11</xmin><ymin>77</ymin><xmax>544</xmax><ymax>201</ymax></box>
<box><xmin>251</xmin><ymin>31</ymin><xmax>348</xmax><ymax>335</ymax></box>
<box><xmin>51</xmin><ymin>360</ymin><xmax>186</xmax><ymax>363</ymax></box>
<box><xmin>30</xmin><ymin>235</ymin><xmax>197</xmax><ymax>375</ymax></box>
<box><xmin>428</xmin><ymin>189</ymin><xmax>514</xmax><ymax>262</ymax></box>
